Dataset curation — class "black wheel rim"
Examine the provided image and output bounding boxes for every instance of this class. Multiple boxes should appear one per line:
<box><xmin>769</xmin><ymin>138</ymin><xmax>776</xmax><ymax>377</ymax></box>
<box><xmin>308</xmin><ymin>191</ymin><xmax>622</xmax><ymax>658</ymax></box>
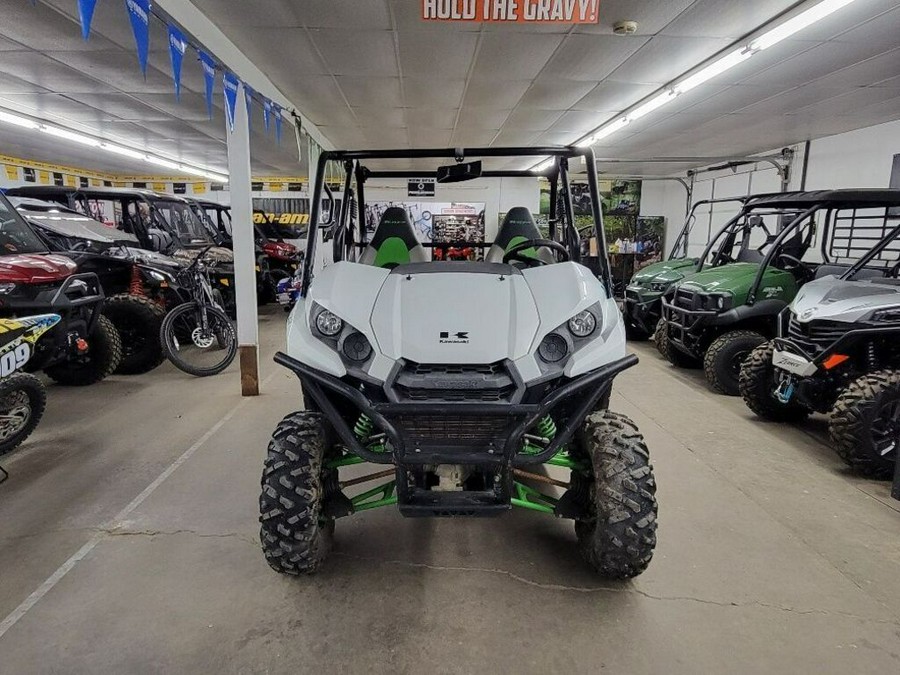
<box><xmin>730</xmin><ymin>350</ymin><xmax>750</xmax><ymax>379</ymax></box>
<box><xmin>870</xmin><ymin>399</ymin><xmax>900</xmax><ymax>458</ymax></box>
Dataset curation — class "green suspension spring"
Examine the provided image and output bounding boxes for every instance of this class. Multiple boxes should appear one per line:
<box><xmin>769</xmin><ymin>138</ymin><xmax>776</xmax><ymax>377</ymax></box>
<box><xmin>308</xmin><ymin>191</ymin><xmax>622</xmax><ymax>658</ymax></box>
<box><xmin>535</xmin><ymin>415</ymin><xmax>557</xmax><ymax>440</ymax></box>
<box><xmin>354</xmin><ymin>414</ymin><xmax>374</xmax><ymax>440</ymax></box>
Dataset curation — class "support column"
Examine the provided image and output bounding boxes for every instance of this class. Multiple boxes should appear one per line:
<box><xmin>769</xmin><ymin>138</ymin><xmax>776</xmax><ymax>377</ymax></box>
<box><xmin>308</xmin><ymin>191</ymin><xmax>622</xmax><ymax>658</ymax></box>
<box><xmin>226</xmin><ymin>82</ymin><xmax>260</xmax><ymax>396</ymax></box>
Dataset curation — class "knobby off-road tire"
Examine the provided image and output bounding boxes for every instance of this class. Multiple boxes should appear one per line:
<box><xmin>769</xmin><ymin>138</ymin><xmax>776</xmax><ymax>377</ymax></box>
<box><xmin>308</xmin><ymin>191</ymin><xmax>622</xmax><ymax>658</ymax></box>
<box><xmin>103</xmin><ymin>293</ymin><xmax>166</xmax><ymax>375</ymax></box>
<box><xmin>660</xmin><ymin>320</ymin><xmax>701</xmax><ymax>369</ymax></box>
<box><xmin>0</xmin><ymin>373</ymin><xmax>46</xmax><ymax>456</ymax></box>
<box><xmin>739</xmin><ymin>341</ymin><xmax>810</xmax><ymax>422</ymax></box>
<box><xmin>704</xmin><ymin>330</ymin><xmax>767</xmax><ymax>396</ymax></box>
<box><xmin>259</xmin><ymin>412</ymin><xmax>336</xmax><ymax>575</ymax></box>
<box><xmin>829</xmin><ymin>371</ymin><xmax>900</xmax><ymax>478</ymax></box>
<box><xmin>653</xmin><ymin>319</ymin><xmax>670</xmax><ymax>360</ymax></box>
<box><xmin>574</xmin><ymin>411</ymin><xmax>657</xmax><ymax>579</ymax></box>
<box><xmin>45</xmin><ymin>314</ymin><xmax>122</xmax><ymax>386</ymax></box>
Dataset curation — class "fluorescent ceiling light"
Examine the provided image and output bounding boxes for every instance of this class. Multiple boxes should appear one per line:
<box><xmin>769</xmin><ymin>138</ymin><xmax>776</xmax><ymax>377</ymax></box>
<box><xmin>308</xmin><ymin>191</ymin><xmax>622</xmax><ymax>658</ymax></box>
<box><xmin>101</xmin><ymin>143</ymin><xmax>145</xmax><ymax>160</ymax></box>
<box><xmin>0</xmin><ymin>110</ymin><xmax>39</xmax><ymax>130</ymax></box>
<box><xmin>40</xmin><ymin>125</ymin><xmax>100</xmax><ymax>147</ymax></box>
<box><xmin>144</xmin><ymin>155</ymin><xmax>180</xmax><ymax>170</ymax></box>
<box><xmin>577</xmin><ymin>0</ymin><xmax>860</xmax><ymax>148</ymax></box>
<box><xmin>751</xmin><ymin>0</ymin><xmax>859</xmax><ymax>51</ymax></box>
<box><xmin>627</xmin><ymin>91</ymin><xmax>678</xmax><ymax>121</ymax></box>
<box><xmin>673</xmin><ymin>48</ymin><xmax>753</xmax><ymax>94</ymax></box>
<box><xmin>577</xmin><ymin>117</ymin><xmax>630</xmax><ymax>147</ymax></box>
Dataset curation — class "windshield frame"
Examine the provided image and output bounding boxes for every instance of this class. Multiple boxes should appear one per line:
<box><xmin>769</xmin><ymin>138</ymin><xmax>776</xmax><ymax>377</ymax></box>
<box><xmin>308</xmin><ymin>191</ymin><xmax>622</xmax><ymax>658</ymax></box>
<box><xmin>0</xmin><ymin>193</ymin><xmax>52</xmax><ymax>255</ymax></box>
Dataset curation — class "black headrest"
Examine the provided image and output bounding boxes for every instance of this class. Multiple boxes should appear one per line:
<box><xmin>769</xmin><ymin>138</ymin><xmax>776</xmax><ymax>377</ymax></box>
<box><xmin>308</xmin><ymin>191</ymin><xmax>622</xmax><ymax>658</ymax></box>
<box><xmin>495</xmin><ymin>207</ymin><xmax>541</xmax><ymax>249</ymax></box>
<box><xmin>369</xmin><ymin>207</ymin><xmax>419</xmax><ymax>249</ymax></box>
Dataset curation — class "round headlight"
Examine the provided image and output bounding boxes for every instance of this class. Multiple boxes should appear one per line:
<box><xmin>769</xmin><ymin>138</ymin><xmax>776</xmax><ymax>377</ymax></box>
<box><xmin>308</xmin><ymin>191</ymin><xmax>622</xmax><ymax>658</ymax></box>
<box><xmin>716</xmin><ymin>296</ymin><xmax>725</xmax><ymax>310</ymax></box>
<box><xmin>315</xmin><ymin>309</ymin><xmax>343</xmax><ymax>337</ymax></box>
<box><xmin>342</xmin><ymin>331</ymin><xmax>372</xmax><ymax>362</ymax></box>
<box><xmin>538</xmin><ymin>333</ymin><xmax>569</xmax><ymax>363</ymax></box>
<box><xmin>567</xmin><ymin>310</ymin><xmax>597</xmax><ymax>338</ymax></box>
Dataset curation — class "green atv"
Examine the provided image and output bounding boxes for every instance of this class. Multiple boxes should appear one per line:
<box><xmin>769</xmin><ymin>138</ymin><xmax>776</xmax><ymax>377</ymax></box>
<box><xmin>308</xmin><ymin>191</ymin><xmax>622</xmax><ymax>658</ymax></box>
<box><xmin>625</xmin><ymin>197</ymin><xmax>751</xmax><ymax>340</ymax></box>
<box><xmin>661</xmin><ymin>192</ymin><xmax>830</xmax><ymax>395</ymax></box>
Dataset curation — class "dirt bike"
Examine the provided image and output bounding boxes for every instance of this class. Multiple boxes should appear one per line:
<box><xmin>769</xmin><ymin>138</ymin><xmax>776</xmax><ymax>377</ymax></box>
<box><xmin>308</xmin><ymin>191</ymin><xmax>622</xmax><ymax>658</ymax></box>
<box><xmin>159</xmin><ymin>246</ymin><xmax>237</xmax><ymax>377</ymax></box>
<box><xmin>0</xmin><ymin>314</ymin><xmax>61</xmax><ymax>457</ymax></box>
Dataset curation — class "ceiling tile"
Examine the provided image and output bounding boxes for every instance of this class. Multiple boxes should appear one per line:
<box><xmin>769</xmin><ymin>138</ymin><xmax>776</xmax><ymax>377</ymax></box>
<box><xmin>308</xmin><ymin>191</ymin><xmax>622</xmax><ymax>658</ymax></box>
<box><xmin>283</xmin><ymin>75</ymin><xmax>347</xmax><ymax>110</ymax></box>
<box><xmin>573</xmin><ymin>80</ymin><xmax>658</xmax><ymax>112</ymax></box>
<box><xmin>336</xmin><ymin>77</ymin><xmax>402</xmax><ymax>108</ymax></box>
<box><xmin>304</xmin><ymin>106</ymin><xmax>358</xmax><ymax>128</ymax></box>
<box><xmin>355</xmin><ymin>107</ymin><xmax>407</xmax><ymax>129</ymax></box>
<box><xmin>0</xmin><ymin>51</ymin><xmax>116</xmax><ymax>94</ymax></box>
<box><xmin>309</xmin><ymin>29</ymin><xmax>398</xmax><ymax>77</ymax></box>
<box><xmin>517</xmin><ymin>79</ymin><xmax>596</xmax><ymax>110</ymax></box>
<box><xmin>455</xmin><ymin>108</ymin><xmax>511</xmax><ymax>130</ymax></box>
<box><xmin>541</xmin><ymin>35</ymin><xmax>649</xmax><ymax>81</ymax></box>
<box><xmin>502</xmin><ymin>108</ymin><xmax>565</xmax><ymax>131</ymax></box>
<box><xmin>741</xmin><ymin>41</ymin><xmax>897</xmax><ymax>87</ymax></box>
<box><xmin>462</xmin><ymin>79</ymin><xmax>531</xmax><ymax>109</ymax></box>
<box><xmin>405</xmin><ymin>108</ymin><xmax>458</xmax><ymax>129</ymax></box>
<box><xmin>661</xmin><ymin>0</ymin><xmax>800</xmax><ymax>38</ymax></box>
<box><xmin>574</xmin><ymin>0</ymin><xmax>699</xmax><ymax>35</ymax></box>
<box><xmin>399</xmin><ymin>31</ymin><xmax>478</xmax><ymax>79</ymax></box>
<box><xmin>471</xmin><ymin>33</ymin><xmax>564</xmax><ymax>80</ymax></box>
<box><xmin>607</xmin><ymin>35</ymin><xmax>734</xmax><ymax>85</ymax></box>
<box><xmin>404</xmin><ymin>77</ymin><xmax>465</xmax><ymax>108</ymax></box>
<box><xmin>552</xmin><ymin>110</ymin><xmax>606</xmax><ymax>133</ymax></box>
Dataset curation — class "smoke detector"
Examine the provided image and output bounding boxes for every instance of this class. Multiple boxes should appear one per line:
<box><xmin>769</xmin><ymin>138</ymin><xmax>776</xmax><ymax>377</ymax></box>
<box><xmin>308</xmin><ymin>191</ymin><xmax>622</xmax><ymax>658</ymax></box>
<box><xmin>613</xmin><ymin>20</ymin><xmax>638</xmax><ymax>35</ymax></box>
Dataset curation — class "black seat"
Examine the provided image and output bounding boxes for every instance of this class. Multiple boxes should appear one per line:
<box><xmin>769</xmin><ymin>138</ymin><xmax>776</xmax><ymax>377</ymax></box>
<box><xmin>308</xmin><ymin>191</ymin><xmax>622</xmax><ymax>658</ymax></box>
<box><xmin>486</xmin><ymin>207</ymin><xmax>553</xmax><ymax>264</ymax></box>
<box><xmin>360</xmin><ymin>207</ymin><xmax>428</xmax><ymax>268</ymax></box>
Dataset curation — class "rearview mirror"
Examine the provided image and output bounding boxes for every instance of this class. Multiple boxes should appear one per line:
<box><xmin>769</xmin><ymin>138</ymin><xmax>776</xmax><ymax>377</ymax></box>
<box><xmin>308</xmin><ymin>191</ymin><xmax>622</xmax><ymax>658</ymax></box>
<box><xmin>437</xmin><ymin>160</ymin><xmax>482</xmax><ymax>184</ymax></box>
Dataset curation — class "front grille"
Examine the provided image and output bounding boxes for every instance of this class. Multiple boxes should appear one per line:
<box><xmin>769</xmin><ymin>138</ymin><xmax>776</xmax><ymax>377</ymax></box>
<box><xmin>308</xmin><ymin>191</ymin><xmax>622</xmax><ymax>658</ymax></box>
<box><xmin>786</xmin><ymin>316</ymin><xmax>851</xmax><ymax>356</ymax></box>
<box><xmin>625</xmin><ymin>289</ymin><xmax>639</xmax><ymax>302</ymax></box>
<box><xmin>398</xmin><ymin>415</ymin><xmax>510</xmax><ymax>444</ymax></box>
<box><xmin>674</xmin><ymin>288</ymin><xmax>697</xmax><ymax>310</ymax></box>
<box><xmin>394</xmin><ymin>361</ymin><xmax>517</xmax><ymax>403</ymax></box>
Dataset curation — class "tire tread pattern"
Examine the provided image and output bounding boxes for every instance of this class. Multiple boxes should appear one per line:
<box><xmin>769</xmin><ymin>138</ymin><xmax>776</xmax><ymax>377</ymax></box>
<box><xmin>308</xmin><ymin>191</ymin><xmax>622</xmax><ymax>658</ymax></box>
<box><xmin>738</xmin><ymin>341</ymin><xmax>810</xmax><ymax>422</ymax></box>
<box><xmin>703</xmin><ymin>329</ymin><xmax>766</xmax><ymax>395</ymax></box>
<box><xmin>45</xmin><ymin>314</ymin><xmax>122</xmax><ymax>386</ymax></box>
<box><xmin>575</xmin><ymin>410</ymin><xmax>658</xmax><ymax>579</ymax></box>
<box><xmin>0</xmin><ymin>373</ymin><xmax>46</xmax><ymax>455</ymax></box>
<box><xmin>104</xmin><ymin>293</ymin><xmax>166</xmax><ymax>375</ymax></box>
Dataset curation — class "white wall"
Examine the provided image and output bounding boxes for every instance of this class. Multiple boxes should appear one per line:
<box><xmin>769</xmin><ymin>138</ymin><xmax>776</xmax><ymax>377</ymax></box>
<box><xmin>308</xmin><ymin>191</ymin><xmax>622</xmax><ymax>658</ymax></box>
<box><xmin>803</xmin><ymin>118</ymin><xmax>900</xmax><ymax>190</ymax></box>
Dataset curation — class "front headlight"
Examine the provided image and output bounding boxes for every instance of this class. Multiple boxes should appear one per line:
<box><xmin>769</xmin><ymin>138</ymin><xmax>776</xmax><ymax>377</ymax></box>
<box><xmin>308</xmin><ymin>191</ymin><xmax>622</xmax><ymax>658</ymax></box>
<box><xmin>567</xmin><ymin>310</ymin><xmax>597</xmax><ymax>337</ymax></box>
<box><xmin>0</xmin><ymin>282</ymin><xmax>17</xmax><ymax>295</ymax></box>
<box><xmin>703</xmin><ymin>293</ymin><xmax>732</xmax><ymax>310</ymax></box>
<box><xmin>315</xmin><ymin>309</ymin><xmax>344</xmax><ymax>336</ymax></box>
<box><xmin>649</xmin><ymin>281</ymin><xmax>669</xmax><ymax>293</ymax></box>
<box><xmin>869</xmin><ymin>306</ymin><xmax>900</xmax><ymax>323</ymax></box>
<box><xmin>538</xmin><ymin>333</ymin><xmax>569</xmax><ymax>362</ymax></box>
<box><xmin>341</xmin><ymin>330</ymin><xmax>373</xmax><ymax>362</ymax></box>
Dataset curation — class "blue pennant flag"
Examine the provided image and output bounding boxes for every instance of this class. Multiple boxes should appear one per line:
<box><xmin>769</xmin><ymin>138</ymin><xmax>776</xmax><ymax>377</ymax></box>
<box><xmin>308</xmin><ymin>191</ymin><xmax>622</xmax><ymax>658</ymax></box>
<box><xmin>199</xmin><ymin>50</ymin><xmax>216</xmax><ymax>119</ymax></box>
<box><xmin>125</xmin><ymin>0</ymin><xmax>151</xmax><ymax>75</ymax></box>
<box><xmin>167</xmin><ymin>25</ymin><xmax>187</xmax><ymax>100</ymax></box>
<box><xmin>223</xmin><ymin>72</ymin><xmax>239</xmax><ymax>132</ymax></box>
<box><xmin>272</xmin><ymin>102</ymin><xmax>283</xmax><ymax>144</ymax></box>
<box><xmin>243</xmin><ymin>84</ymin><xmax>254</xmax><ymax>128</ymax></box>
<box><xmin>263</xmin><ymin>99</ymin><xmax>272</xmax><ymax>134</ymax></box>
<box><xmin>77</xmin><ymin>0</ymin><xmax>98</xmax><ymax>40</ymax></box>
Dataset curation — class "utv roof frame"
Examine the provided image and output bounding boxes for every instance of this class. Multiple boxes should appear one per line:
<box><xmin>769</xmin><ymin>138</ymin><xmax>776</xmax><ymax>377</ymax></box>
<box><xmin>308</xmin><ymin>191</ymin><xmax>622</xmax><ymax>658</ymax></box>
<box><xmin>302</xmin><ymin>146</ymin><xmax>611</xmax><ymax>296</ymax></box>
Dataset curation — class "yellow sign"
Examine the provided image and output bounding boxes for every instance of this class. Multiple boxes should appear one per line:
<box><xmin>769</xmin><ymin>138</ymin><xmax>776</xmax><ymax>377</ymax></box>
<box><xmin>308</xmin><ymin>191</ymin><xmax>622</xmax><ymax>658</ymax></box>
<box><xmin>269</xmin><ymin>182</ymin><xmax>284</xmax><ymax>192</ymax></box>
<box><xmin>4</xmin><ymin>165</ymin><xmax>17</xmax><ymax>181</ymax></box>
<box><xmin>91</xmin><ymin>178</ymin><xmax>103</xmax><ymax>187</ymax></box>
<box><xmin>192</xmin><ymin>182</ymin><xmax>207</xmax><ymax>194</ymax></box>
<box><xmin>65</xmin><ymin>174</ymin><xmax>77</xmax><ymax>187</ymax></box>
<box><xmin>152</xmin><ymin>182</ymin><xmax>166</xmax><ymax>192</ymax></box>
<box><xmin>38</xmin><ymin>170</ymin><xmax>50</xmax><ymax>184</ymax></box>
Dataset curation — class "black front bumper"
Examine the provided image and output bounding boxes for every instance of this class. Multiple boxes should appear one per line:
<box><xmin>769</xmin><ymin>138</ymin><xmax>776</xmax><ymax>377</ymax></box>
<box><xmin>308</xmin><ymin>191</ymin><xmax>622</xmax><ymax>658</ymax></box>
<box><xmin>624</xmin><ymin>289</ymin><xmax>662</xmax><ymax>333</ymax></box>
<box><xmin>276</xmin><ymin>351</ymin><xmax>636</xmax><ymax>467</ymax></box>
<box><xmin>660</xmin><ymin>296</ymin><xmax>719</xmax><ymax>357</ymax></box>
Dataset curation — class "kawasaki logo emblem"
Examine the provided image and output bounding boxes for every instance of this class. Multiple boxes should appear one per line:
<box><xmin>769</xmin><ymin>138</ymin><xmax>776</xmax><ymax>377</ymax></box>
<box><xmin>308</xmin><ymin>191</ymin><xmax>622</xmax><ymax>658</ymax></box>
<box><xmin>439</xmin><ymin>331</ymin><xmax>469</xmax><ymax>344</ymax></box>
<box><xmin>762</xmin><ymin>286</ymin><xmax>783</xmax><ymax>299</ymax></box>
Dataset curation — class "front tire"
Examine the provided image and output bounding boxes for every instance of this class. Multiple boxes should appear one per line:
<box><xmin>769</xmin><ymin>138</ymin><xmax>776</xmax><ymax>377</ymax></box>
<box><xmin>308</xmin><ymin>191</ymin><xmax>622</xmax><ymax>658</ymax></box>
<box><xmin>703</xmin><ymin>330</ymin><xmax>766</xmax><ymax>395</ymax></box>
<box><xmin>160</xmin><ymin>302</ymin><xmax>237</xmax><ymax>377</ymax></box>
<box><xmin>259</xmin><ymin>412</ymin><xmax>336</xmax><ymax>575</ymax></box>
<box><xmin>0</xmin><ymin>373</ymin><xmax>46</xmax><ymax>455</ymax></box>
<box><xmin>829</xmin><ymin>371</ymin><xmax>900</xmax><ymax>478</ymax></box>
<box><xmin>103</xmin><ymin>293</ymin><xmax>166</xmax><ymax>375</ymax></box>
<box><xmin>739</xmin><ymin>341</ymin><xmax>810</xmax><ymax>422</ymax></box>
<box><xmin>653</xmin><ymin>319</ymin><xmax>670</xmax><ymax>359</ymax></box>
<box><xmin>574</xmin><ymin>411</ymin><xmax>657</xmax><ymax>579</ymax></box>
<box><xmin>45</xmin><ymin>314</ymin><xmax>122</xmax><ymax>386</ymax></box>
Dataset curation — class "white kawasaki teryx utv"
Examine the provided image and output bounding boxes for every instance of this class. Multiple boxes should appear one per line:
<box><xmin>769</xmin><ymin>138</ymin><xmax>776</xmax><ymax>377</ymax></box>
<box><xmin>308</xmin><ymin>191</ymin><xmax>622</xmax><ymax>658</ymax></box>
<box><xmin>259</xmin><ymin>147</ymin><xmax>657</xmax><ymax>578</ymax></box>
<box><xmin>740</xmin><ymin>190</ymin><xmax>900</xmax><ymax>477</ymax></box>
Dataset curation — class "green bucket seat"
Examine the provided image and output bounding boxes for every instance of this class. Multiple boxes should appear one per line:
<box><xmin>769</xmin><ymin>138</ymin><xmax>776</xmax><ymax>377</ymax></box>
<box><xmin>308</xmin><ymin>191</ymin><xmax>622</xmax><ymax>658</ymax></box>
<box><xmin>360</xmin><ymin>207</ymin><xmax>428</xmax><ymax>268</ymax></box>
<box><xmin>485</xmin><ymin>207</ymin><xmax>554</xmax><ymax>264</ymax></box>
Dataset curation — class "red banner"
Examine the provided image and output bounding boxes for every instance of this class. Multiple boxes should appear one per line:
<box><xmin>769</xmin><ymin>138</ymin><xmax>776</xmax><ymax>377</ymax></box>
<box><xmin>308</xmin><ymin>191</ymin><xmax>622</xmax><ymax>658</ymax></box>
<box><xmin>422</xmin><ymin>0</ymin><xmax>600</xmax><ymax>23</ymax></box>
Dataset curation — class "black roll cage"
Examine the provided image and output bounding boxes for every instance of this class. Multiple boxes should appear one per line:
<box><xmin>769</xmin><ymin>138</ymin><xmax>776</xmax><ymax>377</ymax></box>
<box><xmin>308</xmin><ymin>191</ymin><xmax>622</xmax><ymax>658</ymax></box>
<box><xmin>300</xmin><ymin>146</ymin><xmax>611</xmax><ymax>297</ymax></box>
<box><xmin>841</xmin><ymin>220</ymin><xmax>900</xmax><ymax>280</ymax></box>
<box><xmin>667</xmin><ymin>196</ymin><xmax>754</xmax><ymax>260</ymax></box>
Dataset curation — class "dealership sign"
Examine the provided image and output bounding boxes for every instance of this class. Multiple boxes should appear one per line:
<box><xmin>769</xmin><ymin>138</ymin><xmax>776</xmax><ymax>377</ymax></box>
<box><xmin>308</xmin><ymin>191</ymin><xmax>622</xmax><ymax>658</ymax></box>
<box><xmin>422</xmin><ymin>0</ymin><xmax>599</xmax><ymax>23</ymax></box>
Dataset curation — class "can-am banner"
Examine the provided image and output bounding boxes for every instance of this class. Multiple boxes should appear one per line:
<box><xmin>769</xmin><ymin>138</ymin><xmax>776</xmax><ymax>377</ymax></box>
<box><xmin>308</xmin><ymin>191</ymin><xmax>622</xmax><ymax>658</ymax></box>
<box><xmin>422</xmin><ymin>0</ymin><xmax>599</xmax><ymax>23</ymax></box>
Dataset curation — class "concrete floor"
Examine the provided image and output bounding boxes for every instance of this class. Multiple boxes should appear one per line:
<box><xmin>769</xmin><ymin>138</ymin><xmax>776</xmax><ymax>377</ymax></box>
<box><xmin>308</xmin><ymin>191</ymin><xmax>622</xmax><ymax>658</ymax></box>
<box><xmin>0</xmin><ymin>307</ymin><xmax>898</xmax><ymax>674</ymax></box>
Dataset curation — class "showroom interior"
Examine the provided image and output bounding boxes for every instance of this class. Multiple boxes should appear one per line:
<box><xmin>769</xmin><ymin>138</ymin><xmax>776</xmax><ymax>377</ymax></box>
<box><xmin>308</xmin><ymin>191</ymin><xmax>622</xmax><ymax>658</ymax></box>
<box><xmin>0</xmin><ymin>0</ymin><xmax>899</xmax><ymax>671</ymax></box>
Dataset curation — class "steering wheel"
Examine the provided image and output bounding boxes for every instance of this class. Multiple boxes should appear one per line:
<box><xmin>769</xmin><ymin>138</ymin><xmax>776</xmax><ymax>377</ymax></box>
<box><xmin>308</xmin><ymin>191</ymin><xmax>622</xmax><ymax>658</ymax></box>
<box><xmin>502</xmin><ymin>239</ymin><xmax>570</xmax><ymax>267</ymax></box>
<box><xmin>777</xmin><ymin>253</ymin><xmax>814</xmax><ymax>275</ymax></box>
